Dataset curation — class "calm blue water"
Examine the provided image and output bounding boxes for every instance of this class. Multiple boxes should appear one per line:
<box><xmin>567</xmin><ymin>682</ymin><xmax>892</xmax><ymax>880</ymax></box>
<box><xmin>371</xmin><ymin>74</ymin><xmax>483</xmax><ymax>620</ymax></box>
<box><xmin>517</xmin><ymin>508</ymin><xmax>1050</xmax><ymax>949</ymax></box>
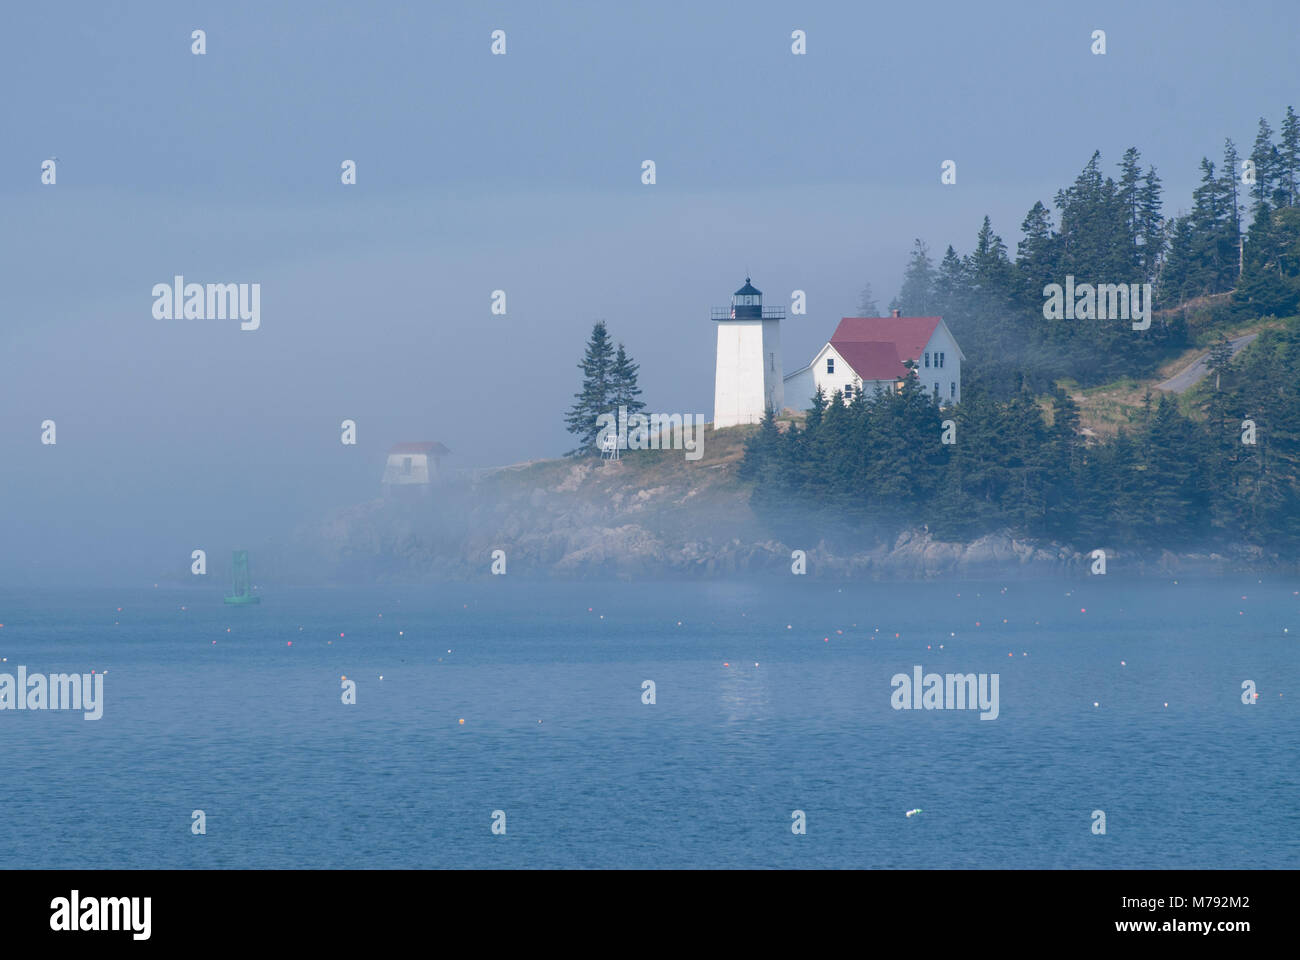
<box><xmin>0</xmin><ymin>578</ymin><xmax>1296</xmax><ymax>868</ymax></box>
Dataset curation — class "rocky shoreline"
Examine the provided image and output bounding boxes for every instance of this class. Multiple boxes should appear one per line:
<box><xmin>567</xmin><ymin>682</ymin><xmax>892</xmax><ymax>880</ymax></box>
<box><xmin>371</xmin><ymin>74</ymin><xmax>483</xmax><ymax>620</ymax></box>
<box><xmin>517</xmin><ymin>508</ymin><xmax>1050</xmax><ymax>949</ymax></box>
<box><xmin>286</xmin><ymin>446</ymin><xmax>1287</xmax><ymax>582</ymax></box>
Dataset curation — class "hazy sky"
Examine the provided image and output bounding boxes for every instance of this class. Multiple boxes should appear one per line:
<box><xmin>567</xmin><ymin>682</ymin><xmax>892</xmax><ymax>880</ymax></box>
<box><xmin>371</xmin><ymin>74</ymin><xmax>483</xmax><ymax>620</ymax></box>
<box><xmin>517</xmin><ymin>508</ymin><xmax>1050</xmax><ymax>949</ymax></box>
<box><xmin>3</xmin><ymin>0</ymin><xmax>1298</xmax><ymax>582</ymax></box>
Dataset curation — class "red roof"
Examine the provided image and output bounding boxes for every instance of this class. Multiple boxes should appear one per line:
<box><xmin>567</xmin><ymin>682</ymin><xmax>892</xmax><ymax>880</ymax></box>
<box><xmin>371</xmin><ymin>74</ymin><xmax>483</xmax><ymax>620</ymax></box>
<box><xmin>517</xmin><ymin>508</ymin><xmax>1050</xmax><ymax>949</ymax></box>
<box><xmin>388</xmin><ymin>442</ymin><xmax>450</xmax><ymax>456</ymax></box>
<box><xmin>832</xmin><ymin>341</ymin><xmax>904</xmax><ymax>381</ymax></box>
<box><xmin>829</xmin><ymin>316</ymin><xmax>942</xmax><ymax>381</ymax></box>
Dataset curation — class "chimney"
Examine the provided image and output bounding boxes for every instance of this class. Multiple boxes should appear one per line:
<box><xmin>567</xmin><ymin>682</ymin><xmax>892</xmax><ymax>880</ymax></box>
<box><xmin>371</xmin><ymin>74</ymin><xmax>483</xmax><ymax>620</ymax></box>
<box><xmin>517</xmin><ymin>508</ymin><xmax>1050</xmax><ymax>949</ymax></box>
<box><xmin>891</xmin><ymin>308</ymin><xmax>901</xmax><ymax>317</ymax></box>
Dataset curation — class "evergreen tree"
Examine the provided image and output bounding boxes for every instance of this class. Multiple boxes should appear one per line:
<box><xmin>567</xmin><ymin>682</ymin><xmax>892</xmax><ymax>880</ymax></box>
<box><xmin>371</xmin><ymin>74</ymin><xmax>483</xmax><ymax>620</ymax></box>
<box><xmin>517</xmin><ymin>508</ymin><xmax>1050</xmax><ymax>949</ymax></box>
<box><xmin>1160</xmin><ymin>214</ymin><xmax>1196</xmax><ymax>304</ymax></box>
<box><xmin>1249</xmin><ymin>117</ymin><xmax>1279</xmax><ymax>212</ymax></box>
<box><xmin>563</xmin><ymin>321</ymin><xmax>616</xmax><ymax>456</ymax></box>
<box><xmin>1139</xmin><ymin>166</ymin><xmax>1166</xmax><ymax>282</ymax></box>
<box><xmin>1188</xmin><ymin>157</ymin><xmax>1235</xmax><ymax>294</ymax></box>
<box><xmin>1220</xmin><ymin>139</ymin><xmax>1243</xmax><ymax>279</ymax></box>
<box><xmin>609</xmin><ymin>342</ymin><xmax>646</xmax><ymax>417</ymax></box>
<box><xmin>1043</xmin><ymin>388</ymin><xmax>1082</xmax><ymax>539</ymax></box>
<box><xmin>857</xmin><ymin>282</ymin><xmax>881</xmax><ymax>316</ymax></box>
<box><xmin>1208</xmin><ymin>333</ymin><xmax>1234</xmax><ymax>392</ymax></box>
<box><xmin>896</xmin><ymin>239</ymin><xmax>936</xmax><ymax>314</ymax></box>
<box><xmin>1280</xmin><ymin>106</ymin><xmax>1300</xmax><ymax>207</ymax></box>
<box><xmin>968</xmin><ymin>216</ymin><xmax>1013</xmax><ymax>291</ymax></box>
<box><xmin>1118</xmin><ymin>146</ymin><xmax>1144</xmax><ymax>270</ymax></box>
<box><xmin>933</xmin><ymin>245</ymin><xmax>970</xmax><ymax>320</ymax></box>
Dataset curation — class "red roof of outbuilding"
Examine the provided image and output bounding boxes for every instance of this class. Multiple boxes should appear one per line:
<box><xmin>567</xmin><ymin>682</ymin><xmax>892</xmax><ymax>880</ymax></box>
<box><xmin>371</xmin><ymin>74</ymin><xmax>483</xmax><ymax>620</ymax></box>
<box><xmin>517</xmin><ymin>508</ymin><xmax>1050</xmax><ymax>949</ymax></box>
<box><xmin>829</xmin><ymin>316</ymin><xmax>943</xmax><ymax>381</ymax></box>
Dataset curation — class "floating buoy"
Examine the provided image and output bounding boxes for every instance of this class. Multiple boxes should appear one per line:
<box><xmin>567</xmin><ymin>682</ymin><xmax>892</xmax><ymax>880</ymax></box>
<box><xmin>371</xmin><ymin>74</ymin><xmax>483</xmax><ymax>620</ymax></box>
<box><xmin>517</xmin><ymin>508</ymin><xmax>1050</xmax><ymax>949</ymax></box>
<box><xmin>458</xmin><ymin>718</ymin><xmax>465</xmax><ymax>725</ymax></box>
<box><xmin>287</xmin><ymin>641</ymin><xmax>292</xmax><ymax>646</ymax></box>
<box><xmin>1121</xmin><ymin>660</ymin><xmax>1126</xmax><ymax>666</ymax></box>
<box><xmin>1093</xmin><ymin>701</ymin><xmax>1099</xmax><ymax>707</ymax></box>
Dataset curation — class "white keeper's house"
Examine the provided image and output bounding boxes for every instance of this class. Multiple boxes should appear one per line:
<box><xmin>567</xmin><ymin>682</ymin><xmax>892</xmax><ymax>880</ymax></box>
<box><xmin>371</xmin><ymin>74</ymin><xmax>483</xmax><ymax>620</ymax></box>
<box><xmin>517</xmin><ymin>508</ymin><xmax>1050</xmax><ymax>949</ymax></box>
<box><xmin>783</xmin><ymin>312</ymin><xmax>965</xmax><ymax>410</ymax></box>
<box><xmin>711</xmin><ymin>276</ymin><xmax>966</xmax><ymax>428</ymax></box>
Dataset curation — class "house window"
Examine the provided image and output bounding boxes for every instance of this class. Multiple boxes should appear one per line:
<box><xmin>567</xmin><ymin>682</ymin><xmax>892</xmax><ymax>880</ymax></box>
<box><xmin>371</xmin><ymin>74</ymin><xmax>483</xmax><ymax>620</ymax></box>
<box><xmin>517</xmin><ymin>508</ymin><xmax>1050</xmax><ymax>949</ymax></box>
<box><xmin>937</xmin><ymin>352</ymin><xmax>945</xmax><ymax>368</ymax></box>
<box><xmin>401</xmin><ymin>457</ymin><xmax>413</xmax><ymax>475</ymax></box>
<box><xmin>934</xmin><ymin>382</ymin><xmax>940</xmax><ymax>397</ymax></box>
<box><xmin>826</xmin><ymin>357</ymin><xmax>834</xmax><ymax>374</ymax></box>
<box><xmin>950</xmin><ymin>381</ymin><xmax>956</xmax><ymax>399</ymax></box>
<box><xmin>924</xmin><ymin>352</ymin><xmax>930</xmax><ymax>368</ymax></box>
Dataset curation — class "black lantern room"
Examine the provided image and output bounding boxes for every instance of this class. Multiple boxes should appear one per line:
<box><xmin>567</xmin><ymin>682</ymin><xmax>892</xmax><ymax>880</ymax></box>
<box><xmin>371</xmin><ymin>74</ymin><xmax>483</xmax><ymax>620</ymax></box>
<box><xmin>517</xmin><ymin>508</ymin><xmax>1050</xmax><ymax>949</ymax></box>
<box><xmin>730</xmin><ymin>278</ymin><xmax>763</xmax><ymax>319</ymax></box>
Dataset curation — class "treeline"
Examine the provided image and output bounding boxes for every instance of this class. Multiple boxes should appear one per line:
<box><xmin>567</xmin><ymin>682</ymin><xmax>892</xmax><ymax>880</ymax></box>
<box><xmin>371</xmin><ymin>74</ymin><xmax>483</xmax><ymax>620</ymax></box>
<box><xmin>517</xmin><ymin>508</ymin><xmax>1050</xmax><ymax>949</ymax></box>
<box><xmin>741</xmin><ymin>322</ymin><xmax>1300</xmax><ymax>555</ymax></box>
<box><xmin>889</xmin><ymin>107</ymin><xmax>1300</xmax><ymax>392</ymax></box>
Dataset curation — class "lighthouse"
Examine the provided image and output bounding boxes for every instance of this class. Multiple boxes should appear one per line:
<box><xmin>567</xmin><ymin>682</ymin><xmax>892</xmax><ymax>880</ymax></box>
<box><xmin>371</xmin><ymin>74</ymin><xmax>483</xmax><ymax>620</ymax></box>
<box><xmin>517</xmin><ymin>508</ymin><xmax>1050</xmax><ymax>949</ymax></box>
<box><xmin>712</xmin><ymin>277</ymin><xmax>784</xmax><ymax>429</ymax></box>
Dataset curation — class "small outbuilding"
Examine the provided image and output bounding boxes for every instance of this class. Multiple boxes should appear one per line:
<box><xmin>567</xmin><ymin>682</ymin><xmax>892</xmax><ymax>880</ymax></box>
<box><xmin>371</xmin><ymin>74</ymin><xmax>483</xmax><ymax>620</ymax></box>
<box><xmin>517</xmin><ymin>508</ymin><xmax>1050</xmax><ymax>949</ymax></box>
<box><xmin>382</xmin><ymin>441</ymin><xmax>450</xmax><ymax>492</ymax></box>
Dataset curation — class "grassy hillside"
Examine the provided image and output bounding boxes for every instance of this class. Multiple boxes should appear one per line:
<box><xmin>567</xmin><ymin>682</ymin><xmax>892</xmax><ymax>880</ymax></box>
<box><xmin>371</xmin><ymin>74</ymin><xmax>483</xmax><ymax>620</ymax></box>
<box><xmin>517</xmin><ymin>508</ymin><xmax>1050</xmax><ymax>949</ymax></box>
<box><xmin>1062</xmin><ymin>313</ymin><xmax>1293</xmax><ymax>437</ymax></box>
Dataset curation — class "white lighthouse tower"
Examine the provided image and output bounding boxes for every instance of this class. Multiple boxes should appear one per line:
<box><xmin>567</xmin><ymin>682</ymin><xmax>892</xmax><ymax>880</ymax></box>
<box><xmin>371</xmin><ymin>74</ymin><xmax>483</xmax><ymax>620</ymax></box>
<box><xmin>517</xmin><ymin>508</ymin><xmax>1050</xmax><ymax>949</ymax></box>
<box><xmin>712</xmin><ymin>277</ymin><xmax>784</xmax><ymax>429</ymax></box>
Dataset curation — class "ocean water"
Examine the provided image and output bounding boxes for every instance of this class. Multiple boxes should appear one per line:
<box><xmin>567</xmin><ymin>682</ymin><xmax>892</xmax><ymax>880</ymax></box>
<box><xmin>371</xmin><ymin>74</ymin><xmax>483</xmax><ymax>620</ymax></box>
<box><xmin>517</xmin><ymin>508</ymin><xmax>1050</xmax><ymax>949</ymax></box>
<box><xmin>0</xmin><ymin>577</ymin><xmax>1296</xmax><ymax>869</ymax></box>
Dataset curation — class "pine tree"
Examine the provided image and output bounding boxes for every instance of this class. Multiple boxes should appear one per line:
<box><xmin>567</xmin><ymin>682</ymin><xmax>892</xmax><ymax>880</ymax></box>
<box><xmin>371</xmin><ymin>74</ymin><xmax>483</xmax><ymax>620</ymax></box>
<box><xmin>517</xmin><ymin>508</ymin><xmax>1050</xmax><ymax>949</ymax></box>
<box><xmin>1188</xmin><ymin>157</ymin><xmax>1234</xmax><ymax>294</ymax></box>
<box><xmin>1220</xmin><ymin>139</ymin><xmax>1243</xmax><ymax>278</ymax></box>
<box><xmin>857</xmin><ymin>282</ymin><xmax>880</xmax><ymax>316</ymax></box>
<box><xmin>934</xmin><ymin>245</ymin><xmax>969</xmax><ymax>318</ymax></box>
<box><xmin>1280</xmin><ymin>106</ymin><xmax>1300</xmax><ymax>207</ymax></box>
<box><xmin>1139</xmin><ymin>166</ymin><xmax>1166</xmax><ymax>282</ymax></box>
<box><xmin>968</xmin><ymin>215</ymin><xmax>1012</xmax><ymax>290</ymax></box>
<box><xmin>1016</xmin><ymin>201</ymin><xmax>1056</xmax><ymax>300</ymax></box>
<box><xmin>563</xmin><ymin>321</ymin><xmax>616</xmax><ymax>456</ymax></box>
<box><xmin>1208</xmin><ymin>333</ymin><xmax>1234</xmax><ymax>391</ymax></box>
<box><xmin>1160</xmin><ymin>214</ymin><xmax>1196</xmax><ymax>303</ymax></box>
<box><xmin>609</xmin><ymin>343</ymin><xmax>646</xmax><ymax>417</ymax></box>
<box><xmin>1118</xmin><ymin>147</ymin><xmax>1144</xmax><ymax>270</ymax></box>
<box><xmin>896</xmin><ymin>239</ymin><xmax>936</xmax><ymax>314</ymax></box>
<box><xmin>1249</xmin><ymin>117</ymin><xmax>1278</xmax><ymax>212</ymax></box>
